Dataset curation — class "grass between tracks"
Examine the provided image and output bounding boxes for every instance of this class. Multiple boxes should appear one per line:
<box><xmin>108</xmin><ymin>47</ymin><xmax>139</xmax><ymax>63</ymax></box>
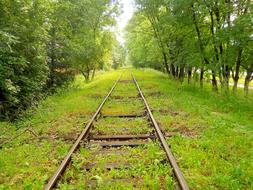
<box><xmin>0</xmin><ymin>68</ymin><xmax>252</xmax><ymax>189</ymax></box>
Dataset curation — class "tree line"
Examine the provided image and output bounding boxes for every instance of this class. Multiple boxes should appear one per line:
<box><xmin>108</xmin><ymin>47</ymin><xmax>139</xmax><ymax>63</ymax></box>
<box><xmin>0</xmin><ymin>0</ymin><xmax>125</xmax><ymax>120</ymax></box>
<box><xmin>126</xmin><ymin>0</ymin><xmax>252</xmax><ymax>93</ymax></box>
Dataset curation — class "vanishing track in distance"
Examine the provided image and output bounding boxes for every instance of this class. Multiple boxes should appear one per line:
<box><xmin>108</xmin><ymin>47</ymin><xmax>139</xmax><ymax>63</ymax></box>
<box><xmin>44</xmin><ymin>73</ymin><xmax>189</xmax><ymax>190</ymax></box>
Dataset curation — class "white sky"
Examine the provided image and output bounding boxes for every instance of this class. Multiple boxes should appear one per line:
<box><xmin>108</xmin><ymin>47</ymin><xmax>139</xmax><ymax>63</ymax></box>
<box><xmin>116</xmin><ymin>0</ymin><xmax>135</xmax><ymax>44</ymax></box>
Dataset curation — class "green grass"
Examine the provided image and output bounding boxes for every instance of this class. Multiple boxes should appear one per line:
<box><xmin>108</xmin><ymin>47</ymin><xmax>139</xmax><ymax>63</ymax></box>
<box><xmin>133</xmin><ymin>69</ymin><xmax>253</xmax><ymax>189</ymax></box>
<box><xmin>229</xmin><ymin>77</ymin><xmax>253</xmax><ymax>86</ymax></box>
<box><xmin>93</xmin><ymin>117</ymin><xmax>151</xmax><ymax>135</ymax></box>
<box><xmin>0</xmin><ymin>68</ymin><xmax>252</xmax><ymax>189</ymax></box>
<box><xmin>102</xmin><ymin>99</ymin><xmax>144</xmax><ymax>115</ymax></box>
<box><xmin>58</xmin><ymin>143</ymin><xmax>174</xmax><ymax>190</ymax></box>
<box><xmin>0</xmin><ymin>71</ymin><xmax>121</xmax><ymax>189</ymax></box>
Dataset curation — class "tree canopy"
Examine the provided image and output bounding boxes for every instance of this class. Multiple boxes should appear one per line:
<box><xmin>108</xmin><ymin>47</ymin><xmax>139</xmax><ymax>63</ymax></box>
<box><xmin>0</xmin><ymin>0</ymin><xmax>123</xmax><ymax>119</ymax></box>
<box><xmin>126</xmin><ymin>0</ymin><xmax>252</xmax><ymax>92</ymax></box>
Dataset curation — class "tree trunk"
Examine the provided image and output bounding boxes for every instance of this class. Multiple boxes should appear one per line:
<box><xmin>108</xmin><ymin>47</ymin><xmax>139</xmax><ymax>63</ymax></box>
<box><xmin>244</xmin><ymin>75</ymin><xmax>250</xmax><ymax>95</ymax></box>
<box><xmin>92</xmin><ymin>68</ymin><xmax>96</xmax><ymax>80</ymax></box>
<box><xmin>81</xmin><ymin>70</ymin><xmax>89</xmax><ymax>82</ymax></box>
<box><xmin>193</xmin><ymin>68</ymin><xmax>198</xmax><ymax>82</ymax></box>
<box><xmin>170</xmin><ymin>63</ymin><xmax>176</xmax><ymax>77</ymax></box>
<box><xmin>225</xmin><ymin>0</ymin><xmax>232</xmax><ymax>90</ymax></box>
<box><xmin>209</xmin><ymin>8</ymin><xmax>220</xmax><ymax>92</ymax></box>
<box><xmin>175</xmin><ymin>66</ymin><xmax>179</xmax><ymax>78</ymax></box>
<box><xmin>191</xmin><ymin>2</ymin><xmax>209</xmax><ymax>91</ymax></box>
<box><xmin>212</xmin><ymin>70</ymin><xmax>218</xmax><ymax>91</ymax></box>
<box><xmin>233</xmin><ymin>80</ymin><xmax>238</xmax><ymax>92</ymax></box>
<box><xmin>200</xmin><ymin>67</ymin><xmax>204</xmax><ymax>88</ymax></box>
<box><xmin>148</xmin><ymin>15</ymin><xmax>170</xmax><ymax>76</ymax></box>
<box><xmin>233</xmin><ymin>48</ymin><xmax>243</xmax><ymax>92</ymax></box>
<box><xmin>179</xmin><ymin>66</ymin><xmax>185</xmax><ymax>82</ymax></box>
<box><xmin>191</xmin><ymin>4</ymin><xmax>206</xmax><ymax>61</ymax></box>
<box><xmin>224</xmin><ymin>65</ymin><xmax>230</xmax><ymax>90</ymax></box>
<box><xmin>162</xmin><ymin>52</ymin><xmax>170</xmax><ymax>75</ymax></box>
<box><xmin>244</xmin><ymin>64</ymin><xmax>253</xmax><ymax>95</ymax></box>
<box><xmin>188</xmin><ymin>66</ymin><xmax>192</xmax><ymax>84</ymax></box>
<box><xmin>214</xmin><ymin>1</ymin><xmax>227</xmax><ymax>90</ymax></box>
<box><xmin>219</xmin><ymin>70</ymin><xmax>224</xmax><ymax>88</ymax></box>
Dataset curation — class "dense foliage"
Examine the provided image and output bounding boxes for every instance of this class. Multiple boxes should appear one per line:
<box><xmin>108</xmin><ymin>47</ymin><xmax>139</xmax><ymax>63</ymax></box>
<box><xmin>0</xmin><ymin>0</ymin><xmax>123</xmax><ymax>120</ymax></box>
<box><xmin>126</xmin><ymin>0</ymin><xmax>252</xmax><ymax>93</ymax></box>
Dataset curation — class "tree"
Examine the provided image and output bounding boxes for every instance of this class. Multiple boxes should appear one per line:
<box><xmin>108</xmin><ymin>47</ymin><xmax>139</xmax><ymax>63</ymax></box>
<box><xmin>125</xmin><ymin>13</ymin><xmax>164</xmax><ymax>71</ymax></box>
<box><xmin>0</xmin><ymin>0</ymin><xmax>49</xmax><ymax>119</ymax></box>
<box><xmin>46</xmin><ymin>0</ymin><xmax>75</xmax><ymax>89</ymax></box>
<box><xmin>127</xmin><ymin>0</ymin><xmax>252</xmax><ymax>93</ymax></box>
<box><xmin>69</xmin><ymin>0</ymin><xmax>118</xmax><ymax>81</ymax></box>
<box><xmin>112</xmin><ymin>39</ymin><xmax>126</xmax><ymax>69</ymax></box>
<box><xmin>0</xmin><ymin>0</ymin><xmax>120</xmax><ymax>119</ymax></box>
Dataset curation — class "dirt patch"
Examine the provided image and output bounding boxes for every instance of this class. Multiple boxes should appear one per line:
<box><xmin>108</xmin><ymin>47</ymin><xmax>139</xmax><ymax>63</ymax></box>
<box><xmin>98</xmin><ymin>148</ymin><xmax>131</xmax><ymax>155</ymax></box>
<box><xmin>86</xmin><ymin>93</ymin><xmax>104</xmax><ymax>99</ymax></box>
<box><xmin>92</xmin><ymin>127</ymin><xmax>151</xmax><ymax>136</ymax></box>
<box><xmin>82</xmin><ymin>161</ymin><xmax>131</xmax><ymax>170</ymax></box>
<box><xmin>143</xmin><ymin>83</ymin><xmax>159</xmax><ymax>89</ymax></box>
<box><xmin>86</xmin><ymin>177</ymin><xmax>144</xmax><ymax>188</ymax></box>
<box><xmin>67</xmin><ymin>112</ymin><xmax>90</xmax><ymax>119</ymax></box>
<box><xmin>110</xmin><ymin>95</ymin><xmax>124</xmax><ymax>100</ymax></box>
<box><xmin>58</xmin><ymin>130</ymin><xmax>81</xmax><ymax>142</ymax></box>
<box><xmin>119</xmin><ymin>80</ymin><xmax>133</xmax><ymax>83</ymax></box>
<box><xmin>110</xmin><ymin>95</ymin><xmax>139</xmax><ymax>100</ymax></box>
<box><xmin>49</xmin><ymin>112</ymin><xmax>90</xmax><ymax>130</ymax></box>
<box><xmin>154</xmin><ymin>108</ymin><xmax>191</xmax><ymax>118</ymax></box>
<box><xmin>110</xmin><ymin>98</ymin><xmax>141</xmax><ymax>103</ymax></box>
<box><xmin>146</xmin><ymin>91</ymin><xmax>163</xmax><ymax>97</ymax></box>
<box><xmin>156</xmin><ymin>109</ymin><xmax>180</xmax><ymax>116</ymax></box>
<box><xmin>43</xmin><ymin>126</ymin><xmax>82</xmax><ymax>143</ymax></box>
<box><xmin>171</xmin><ymin>122</ymin><xmax>198</xmax><ymax>137</ymax></box>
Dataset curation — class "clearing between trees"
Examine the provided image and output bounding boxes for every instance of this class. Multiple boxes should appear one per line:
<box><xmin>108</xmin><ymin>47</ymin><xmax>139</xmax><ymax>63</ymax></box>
<box><xmin>0</xmin><ymin>69</ymin><xmax>252</xmax><ymax>189</ymax></box>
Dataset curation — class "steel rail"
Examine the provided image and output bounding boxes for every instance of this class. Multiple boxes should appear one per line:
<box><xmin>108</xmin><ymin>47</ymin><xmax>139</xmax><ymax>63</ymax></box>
<box><xmin>132</xmin><ymin>74</ymin><xmax>190</xmax><ymax>190</ymax></box>
<box><xmin>44</xmin><ymin>75</ymin><xmax>121</xmax><ymax>190</ymax></box>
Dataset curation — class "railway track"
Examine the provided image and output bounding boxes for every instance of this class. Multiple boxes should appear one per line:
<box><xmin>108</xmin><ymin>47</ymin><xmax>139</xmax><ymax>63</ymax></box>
<box><xmin>44</xmin><ymin>73</ymin><xmax>189</xmax><ymax>190</ymax></box>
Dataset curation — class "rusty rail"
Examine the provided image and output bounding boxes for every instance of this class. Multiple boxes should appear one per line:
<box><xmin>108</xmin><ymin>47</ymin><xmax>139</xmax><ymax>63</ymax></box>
<box><xmin>44</xmin><ymin>73</ymin><xmax>189</xmax><ymax>190</ymax></box>
<box><xmin>132</xmin><ymin>74</ymin><xmax>190</xmax><ymax>190</ymax></box>
<box><xmin>44</xmin><ymin>75</ymin><xmax>121</xmax><ymax>190</ymax></box>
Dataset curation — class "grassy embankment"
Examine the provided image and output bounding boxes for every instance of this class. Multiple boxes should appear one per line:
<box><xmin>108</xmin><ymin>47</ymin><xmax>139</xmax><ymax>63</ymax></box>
<box><xmin>0</xmin><ymin>71</ymin><xmax>119</xmax><ymax>189</ymax></box>
<box><xmin>0</xmin><ymin>68</ymin><xmax>252</xmax><ymax>189</ymax></box>
<box><xmin>135</xmin><ymin>69</ymin><xmax>253</xmax><ymax>189</ymax></box>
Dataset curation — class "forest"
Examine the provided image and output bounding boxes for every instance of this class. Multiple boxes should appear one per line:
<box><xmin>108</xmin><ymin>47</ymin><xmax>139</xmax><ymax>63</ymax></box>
<box><xmin>0</xmin><ymin>0</ymin><xmax>253</xmax><ymax>189</ymax></box>
<box><xmin>126</xmin><ymin>0</ymin><xmax>252</xmax><ymax>92</ymax></box>
<box><xmin>0</xmin><ymin>0</ymin><xmax>125</xmax><ymax>120</ymax></box>
<box><xmin>1</xmin><ymin>0</ymin><xmax>252</xmax><ymax>120</ymax></box>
